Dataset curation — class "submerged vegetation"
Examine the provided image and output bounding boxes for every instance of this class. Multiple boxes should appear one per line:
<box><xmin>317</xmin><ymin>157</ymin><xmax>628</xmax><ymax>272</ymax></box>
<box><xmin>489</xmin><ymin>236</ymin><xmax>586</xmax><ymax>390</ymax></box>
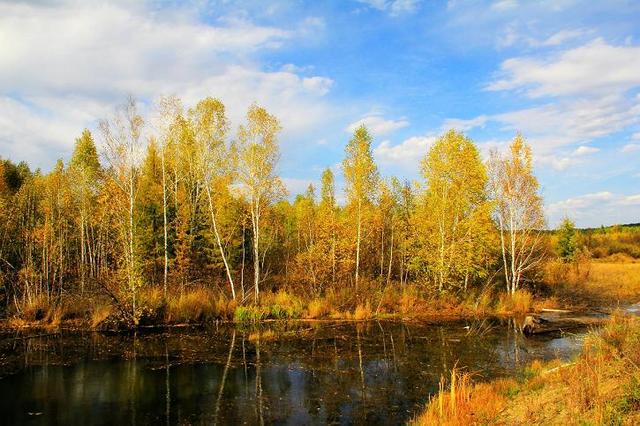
<box><xmin>0</xmin><ymin>95</ymin><xmax>638</xmax><ymax>330</ymax></box>
<box><xmin>412</xmin><ymin>314</ymin><xmax>640</xmax><ymax>425</ymax></box>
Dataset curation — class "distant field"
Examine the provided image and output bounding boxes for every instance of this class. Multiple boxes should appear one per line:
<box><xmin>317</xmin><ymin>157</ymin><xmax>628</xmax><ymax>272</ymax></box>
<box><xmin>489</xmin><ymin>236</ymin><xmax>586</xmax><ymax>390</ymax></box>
<box><xmin>586</xmin><ymin>261</ymin><xmax>640</xmax><ymax>304</ymax></box>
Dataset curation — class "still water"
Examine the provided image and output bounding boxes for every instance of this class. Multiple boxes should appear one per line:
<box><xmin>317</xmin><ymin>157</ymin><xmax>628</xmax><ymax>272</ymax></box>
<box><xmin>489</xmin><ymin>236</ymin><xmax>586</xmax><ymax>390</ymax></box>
<box><xmin>0</xmin><ymin>319</ymin><xmax>585</xmax><ymax>425</ymax></box>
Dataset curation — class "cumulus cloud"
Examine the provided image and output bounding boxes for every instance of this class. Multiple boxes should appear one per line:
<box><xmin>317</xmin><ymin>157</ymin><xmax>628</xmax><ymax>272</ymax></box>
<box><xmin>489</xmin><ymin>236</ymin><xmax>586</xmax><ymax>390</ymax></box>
<box><xmin>355</xmin><ymin>0</ymin><xmax>420</xmax><ymax>16</ymax></box>
<box><xmin>442</xmin><ymin>115</ymin><xmax>489</xmax><ymax>132</ymax></box>
<box><xmin>621</xmin><ymin>144</ymin><xmax>640</xmax><ymax>153</ymax></box>
<box><xmin>445</xmin><ymin>39</ymin><xmax>640</xmax><ymax>169</ymax></box>
<box><xmin>373</xmin><ymin>134</ymin><xmax>436</xmax><ymax>171</ymax></box>
<box><xmin>547</xmin><ymin>191</ymin><xmax>640</xmax><ymax>227</ymax></box>
<box><xmin>535</xmin><ymin>29</ymin><xmax>590</xmax><ymax>47</ymax></box>
<box><xmin>346</xmin><ymin>114</ymin><xmax>409</xmax><ymax>136</ymax></box>
<box><xmin>487</xmin><ymin>39</ymin><xmax>640</xmax><ymax>98</ymax></box>
<box><xmin>573</xmin><ymin>146</ymin><xmax>599</xmax><ymax>156</ymax></box>
<box><xmin>0</xmin><ymin>1</ymin><xmax>335</xmax><ymax>168</ymax></box>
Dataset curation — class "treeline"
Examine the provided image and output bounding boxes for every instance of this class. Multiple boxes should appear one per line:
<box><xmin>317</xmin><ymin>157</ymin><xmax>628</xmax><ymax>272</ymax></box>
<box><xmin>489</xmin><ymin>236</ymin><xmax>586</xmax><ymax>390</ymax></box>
<box><xmin>0</xmin><ymin>96</ymin><xmax>546</xmax><ymax>324</ymax></box>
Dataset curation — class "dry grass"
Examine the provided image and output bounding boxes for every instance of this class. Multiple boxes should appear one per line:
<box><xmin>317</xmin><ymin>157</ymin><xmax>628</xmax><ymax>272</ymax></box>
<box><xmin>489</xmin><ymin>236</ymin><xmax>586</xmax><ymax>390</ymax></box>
<box><xmin>354</xmin><ymin>301</ymin><xmax>373</xmax><ymax>320</ymax></box>
<box><xmin>412</xmin><ymin>314</ymin><xmax>640</xmax><ymax>425</ymax></box>
<box><xmin>307</xmin><ymin>298</ymin><xmax>331</xmax><ymax>318</ymax></box>
<box><xmin>547</xmin><ymin>261</ymin><xmax>640</xmax><ymax>307</ymax></box>
<box><xmin>496</xmin><ymin>289</ymin><xmax>533</xmax><ymax>315</ymax></box>
<box><xmin>91</xmin><ymin>303</ymin><xmax>113</xmax><ymax>329</ymax></box>
<box><xmin>166</xmin><ymin>288</ymin><xmax>218</xmax><ymax>323</ymax></box>
<box><xmin>411</xmin><ymin>367</ymin><xmax>514</xmax><ymax>426</ymax></box>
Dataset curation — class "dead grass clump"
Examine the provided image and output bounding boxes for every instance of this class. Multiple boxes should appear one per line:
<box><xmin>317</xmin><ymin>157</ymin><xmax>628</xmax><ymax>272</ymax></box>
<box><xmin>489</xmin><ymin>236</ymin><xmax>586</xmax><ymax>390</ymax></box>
<box><xmin>354</xmin><ymin>301</ymin><xmax>372</xmax><ymax>320</ymax></box>
<box><xmin>20</xmin><ymin>295</ymin><xmax>51</xmax><ymax>321</ymax></box>
<box><xmin>307</xmin><ymin>298</ymin><xmax>331</xmax><ymax>318</ymax></box>
<box><xmin>399</xmin><ymin>287</ymin><xmax>421</xmax><ymax>316</ymax></box>
<box><xmin>91</xmin><ymin>303</ymin><xmax>113</xmax><ymax>329</ymax></box>
<box><xmin>411</xmin><ymin>367</ymin><xmax>513</xmax><ymax>426</ymax></box>
<box><xmin>496</xmin><ymin>289</ymin><xmax>533</xmax><ymax>315</ymax></box>
<box><xmin>167</xmin><ymin>288</ymin><xmax>217</xmax><ymax>323</ymax></box>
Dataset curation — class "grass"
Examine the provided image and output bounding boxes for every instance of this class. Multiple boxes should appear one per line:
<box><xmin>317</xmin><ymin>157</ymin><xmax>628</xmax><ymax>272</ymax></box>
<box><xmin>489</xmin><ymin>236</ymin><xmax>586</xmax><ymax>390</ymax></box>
<box><xmin>6</xmin><ymin>259</ymin><xmax>639</xmax><ymax>330</ymax></box>
<box><xmin>495</xmin><ymin>289</ymin><xmax>533</xmax><ymax>315</ymax></box>
<box><xmin>166</xmin><ymin>288</ymin><xmax>219</xmax><ymax>323</ymax></box>
<box><xmin>547</xmin><ymin>261</ymin><xmax>640</xmax><ymax>307</ymax></box>
<box><xmin>412</xmin><ymin>314</ymin><xmax>640</xmax><ymax>425</ymax></box>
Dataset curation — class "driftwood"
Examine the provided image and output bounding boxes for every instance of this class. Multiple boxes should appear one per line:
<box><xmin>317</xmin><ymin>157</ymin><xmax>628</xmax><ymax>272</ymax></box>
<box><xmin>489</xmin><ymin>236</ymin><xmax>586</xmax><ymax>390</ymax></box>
<box><xmin>522</xmin><ymin>314</ymin><xmax>605</xmax><ymax>335</ymax></box>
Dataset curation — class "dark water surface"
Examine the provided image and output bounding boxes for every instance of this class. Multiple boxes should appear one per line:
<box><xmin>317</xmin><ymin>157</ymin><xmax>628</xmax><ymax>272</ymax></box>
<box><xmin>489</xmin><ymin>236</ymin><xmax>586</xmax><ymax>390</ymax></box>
<box><xmin>0</xmin><ymin>319</ymin><xmax>585</xmax><ymax>425</ymax></box>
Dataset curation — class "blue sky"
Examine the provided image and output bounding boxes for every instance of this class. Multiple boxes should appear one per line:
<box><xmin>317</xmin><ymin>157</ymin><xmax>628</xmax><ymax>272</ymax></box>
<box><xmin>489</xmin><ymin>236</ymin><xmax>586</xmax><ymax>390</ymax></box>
<box><xmin>1</xmin><ymin>0</ymin><xmax>640</xmax><ymax>227</ymax></box>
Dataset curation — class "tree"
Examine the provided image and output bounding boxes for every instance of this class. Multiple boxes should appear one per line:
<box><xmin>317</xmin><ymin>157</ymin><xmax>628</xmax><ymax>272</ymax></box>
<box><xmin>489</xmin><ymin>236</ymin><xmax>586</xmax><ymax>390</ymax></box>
<box><xmin>190</xmin><ymin>97</ymin><xmax>237</xmax><ymax>299</ymax></box>
<box><xmin>100</xmin><ymin>96</ymin><xmax>144</xmax><ymax>324</ymax></box>
<box><xmin>236</xmin><ymin>104</ymin><xmax>285</xmax><ymax>303</ymax></box>
<box><xmin>342</xmin><ymin>125</ymin><xmax>378</xmax><ymax>291</ymax></box>
<box><xmin>557</xmin><ymin>217</ymin><xmax>578</xmax><ymax>261</ymax></box>
<box><xmin>419</xmin><ymin>130</ymin><xmax>493</xmax><ymax>292</ymax></box>
<box><xmin>488</xmin><ymin>134</ymin><xmax>545</xmax><ymax>294</ymax></box>
<box><xmin>69</xmin><ymin>129</ymin><xmax>102</xmax><ymax>293</ymax></box>
<box><xmin>154</xmin><ymin>95</ymin><xmax>182</xmax><ymax>297</ymax></box>
<box><xmin>319</xmin><ymin>168</ymin><xmax>338</xmax><ymax>287</ymax></box>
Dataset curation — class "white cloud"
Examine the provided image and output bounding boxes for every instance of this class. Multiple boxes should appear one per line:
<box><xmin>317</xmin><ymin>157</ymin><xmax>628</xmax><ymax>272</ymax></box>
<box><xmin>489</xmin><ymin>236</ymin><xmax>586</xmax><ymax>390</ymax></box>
<box><xmin>346</xmin><ymin>114</ymin><xmax>409</xmax><ymax>136</ymax></box>
<box><xmin>355</xmin><ymin>0</ymin><xmax>420</xmax><ymax>16</ymax></box>
<box><xmin>442</xmin><ymin>115</ymin><xmax>489</xmax><ymax>132</ymax></box>
<box><xmin>621</xmin><ymin>144</ymin><xmax>640</xmax><ymax>153</ymax></box>
<box><xmin>632</xmin><ymin>132</ymin><xmax>640</xmax><ymax>140</ymax></box>
<box><xmin>0</xmin><ymin>1</ymin><xmax>336</xmax><ymax>168</ymax></box>
<box><xmin>282</xmin><ymin>177</ymin><xmax>314</xmax><ymax>196</ymax></box>
<box><xmin>374</xmin><ymin>134</ymin><xmax>436</xmax><ymax>170</ymax></box>
<box><xmin>547</xmin><ymin>191</ymin><xmax>640</xmax><ymax>227</ymax></box>
<box><xmin>488</xmin><ymin>39</ymin><xmax>640</xmax><ymax>98</ymax></box>
<box><xmin>573</xmin><ymin>145</ymin><xmax>599</xmax><ymax>156</ymax></box>
<box><xmin>535</xmin><ymin>29</ymin><xmax>589</xmax><ymax>46</ymax></box>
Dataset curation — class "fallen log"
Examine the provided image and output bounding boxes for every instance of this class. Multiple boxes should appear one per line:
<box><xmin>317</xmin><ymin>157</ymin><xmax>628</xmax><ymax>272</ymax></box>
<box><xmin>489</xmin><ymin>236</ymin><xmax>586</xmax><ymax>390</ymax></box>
<box><xmin>522</xmin><ymin>314</ymin><xmax>605</xmax><ymax>335</ymax></box>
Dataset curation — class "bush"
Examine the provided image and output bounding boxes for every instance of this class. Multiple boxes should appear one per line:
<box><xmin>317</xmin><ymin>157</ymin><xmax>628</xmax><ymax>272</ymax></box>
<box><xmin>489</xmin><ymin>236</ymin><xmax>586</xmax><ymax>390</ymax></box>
<box><xmin>307</xmin><ymin>298</ymin><xmax>331</xmax><ymax>318</ymax></box>
<box><xmin>354</xmin><ymin>302</ymin><xmax>372</xmax><ymax>320</ymax></box>
<box><xmin>234</xmin><ymin>305</ymin><xmax>264</xmax><ymax>323</ymax></box>
<box><xmin>167</xmin><ymin>288</ymin><xmax>217</xmax><ymax>323</ymax></box>
<box><xmin>496</xmin><ymin>290</ymin><xmax>532</xmax><ymax>315</ymax></box>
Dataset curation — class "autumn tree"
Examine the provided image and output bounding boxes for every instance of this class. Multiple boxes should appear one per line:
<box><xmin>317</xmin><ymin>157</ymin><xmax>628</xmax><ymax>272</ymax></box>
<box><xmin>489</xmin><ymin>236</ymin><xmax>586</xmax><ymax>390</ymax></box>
<box><xmin>190</xmin><ymin>97</ymin><xmax>237</xmax><ymax>299</ymax></box>
<box><xmin>68</xmin><ymin>129</ymin><xmax>102</xmax><ymax>293</ymax></box>
<box><xmin>419</xmin><ymin>130</ymin><xmax>494</xmax><ymax>292</ymax></box>
<box><xmin>342</xmin><ymin>126</ymin><xmax>379</xmax><ymax>290</ymax></box>
<box><xmin>153</xmin><ymin>95</ymin><xmax>182</xmax><ymax>296</ymax></box>
<box><xmin>100</xmin><ymin>96</ymin><xmax>145</xmax><ymax>324</ymax></box>
<box><xmin>488</xmin><ymin>134</ymin><xmax>545</xmax><ymax>294</ymax></box>
<box><xmin>236</xmin><ymin>104</ymin><xmax>285</xmax><ymax>303</ymax></box>
<box><xmin>319</xmin><ymin>168</ymin><xmax>338</xmax><ymax>287</ymax></box>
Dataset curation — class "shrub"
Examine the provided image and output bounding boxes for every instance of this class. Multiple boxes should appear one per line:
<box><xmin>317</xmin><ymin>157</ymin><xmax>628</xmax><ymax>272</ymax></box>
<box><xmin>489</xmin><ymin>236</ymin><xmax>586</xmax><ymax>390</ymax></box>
<box><xmin>91</xmin><ymin>303</ymin><xmax>113</xmax><ymax>329</ymax></box>
<box><xmin>496</xmin><ymin>289</ymin><xmax>532</xmax><ymax>315</ymax></box>
<box><xmin>307</xmin><ymin>298</ymin><xmax>331</xmax><ymax>318</ymax></box>
<box><xmin>167</xmin><ymin>288</ymin><xmax>217</xmax><ymax>323</ymax></box>
<box><xmin>354</xmin><ymin>302</ymin><xmax>372</xmax><ymax>320</ymax></box>
<box><xmin>234</xmin><ymin>305</ymin><xmax>264</xmax><ymax>323</ymax></box>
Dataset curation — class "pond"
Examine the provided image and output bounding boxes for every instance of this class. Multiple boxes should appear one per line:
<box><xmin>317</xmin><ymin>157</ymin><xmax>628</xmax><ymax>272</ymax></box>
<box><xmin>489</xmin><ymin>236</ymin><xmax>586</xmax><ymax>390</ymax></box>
<box><xmin>0</xmin><ymin>319</ymin><xmax>586</xmax><ymax>425</ymax></box>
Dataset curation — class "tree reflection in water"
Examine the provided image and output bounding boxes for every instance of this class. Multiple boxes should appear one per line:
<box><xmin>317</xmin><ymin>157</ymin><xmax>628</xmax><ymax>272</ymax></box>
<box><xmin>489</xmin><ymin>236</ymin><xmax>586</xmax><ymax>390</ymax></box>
<box><xmin>0</xmin><ymin>320</ymin><xmax>584</xmax><ymax>425</ymax></box>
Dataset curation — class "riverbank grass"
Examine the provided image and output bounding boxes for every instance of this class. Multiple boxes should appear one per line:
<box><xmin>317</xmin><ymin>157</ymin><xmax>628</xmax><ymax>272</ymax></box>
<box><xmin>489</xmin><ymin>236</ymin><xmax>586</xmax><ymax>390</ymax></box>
<box><xmin>412</xmin><ymin>314</ymin><xmax>640</xmax><ymax>425</ymax></box>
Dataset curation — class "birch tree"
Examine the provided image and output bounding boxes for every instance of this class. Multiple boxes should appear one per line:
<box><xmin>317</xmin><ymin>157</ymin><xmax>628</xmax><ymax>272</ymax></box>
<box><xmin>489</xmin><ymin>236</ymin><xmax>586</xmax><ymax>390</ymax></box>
<box><xmin>69</xmin><ymin>129</ymin><xmax>101</xmax><ymax>293</ymax></box>
<box><xmin>236</xmin><ymin>104</ymin><xmax>284</xmax><ymax>303</ymax></box>
<box><xmin>488</xmin><ymin>134</ymin><xmax>545</xmax><ymax>294</ymax></box>
<box><xmin>190</xmin><ymin>97</ymin><xmax>237</xmax><ymax>299</ymax></box>
<box><xmin>154</xmin><ymin>95</ymin><xmax>182</xmax><ymax>297</ymax></box>
<box><xmin>100</xmin><ymin>96</ymin><xmax>144</xmax><ymax>324</ymax></box>
<box><xmin>420</xmin><ymin>130</ymin><xmax>492</xmax><ymax>292</ymax></box>
<box><xmin>342</xmin><ymin>125</ymin><xmax>378</xmax><ymax>291</ymax></box>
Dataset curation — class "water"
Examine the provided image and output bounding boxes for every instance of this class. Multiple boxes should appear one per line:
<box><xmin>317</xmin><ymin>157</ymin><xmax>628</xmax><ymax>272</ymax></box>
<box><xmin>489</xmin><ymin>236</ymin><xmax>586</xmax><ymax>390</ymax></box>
<box><xmin>0</xmin><ymin>319</ymin><xmax>585</xmax><ymax>425</ymax></box>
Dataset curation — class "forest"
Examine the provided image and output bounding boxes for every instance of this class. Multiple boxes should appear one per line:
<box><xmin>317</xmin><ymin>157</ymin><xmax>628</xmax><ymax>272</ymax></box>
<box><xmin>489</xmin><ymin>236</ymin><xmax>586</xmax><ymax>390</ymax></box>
<box><xmin>0</xmin><ymin>95</ymin><xmax>623</xmax><ymax>329</ymax></box>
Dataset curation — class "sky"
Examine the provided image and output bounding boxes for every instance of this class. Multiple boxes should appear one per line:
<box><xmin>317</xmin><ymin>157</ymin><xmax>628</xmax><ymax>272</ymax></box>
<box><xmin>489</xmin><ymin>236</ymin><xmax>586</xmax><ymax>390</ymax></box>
<box><xmin>1</xmin><ymin>0</ymin><xmax>639</xmax><ymax>228</ymax></box>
